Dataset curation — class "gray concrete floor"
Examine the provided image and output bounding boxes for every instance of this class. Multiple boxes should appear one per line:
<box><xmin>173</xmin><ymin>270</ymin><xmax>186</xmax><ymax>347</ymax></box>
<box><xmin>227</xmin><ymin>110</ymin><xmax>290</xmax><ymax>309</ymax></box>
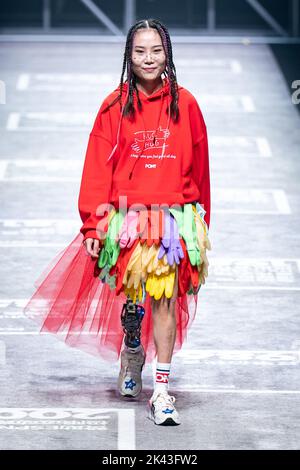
<box><xmin>0</xmin><ymin>41</ymin><xmax>300</xmax><ymax>450</ymax></box>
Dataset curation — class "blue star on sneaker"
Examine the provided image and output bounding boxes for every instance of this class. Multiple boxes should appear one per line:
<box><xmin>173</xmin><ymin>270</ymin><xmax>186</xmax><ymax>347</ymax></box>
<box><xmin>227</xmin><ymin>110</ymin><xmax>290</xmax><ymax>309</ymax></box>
<box><xmin>162</xmin><ymin>408</ymin><xmax>174</xmax><ymax>414</ymax></box>
<box><xmin>124</xmin><ymin>378</ymin><xmax>136</xmax><ymax>390</ymax></box>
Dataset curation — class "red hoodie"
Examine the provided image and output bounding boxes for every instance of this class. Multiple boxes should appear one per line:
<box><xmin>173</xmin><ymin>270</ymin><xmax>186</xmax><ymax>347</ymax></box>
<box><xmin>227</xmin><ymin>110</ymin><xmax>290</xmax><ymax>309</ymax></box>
<box><xmin>78</xmin><ymin>77</ymin><xmax>210</xmax><ymax>240</ymax></box>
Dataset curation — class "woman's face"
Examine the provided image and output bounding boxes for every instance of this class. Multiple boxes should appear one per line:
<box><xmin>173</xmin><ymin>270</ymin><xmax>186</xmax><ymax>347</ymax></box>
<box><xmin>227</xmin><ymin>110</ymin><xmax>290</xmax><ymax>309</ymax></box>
<box><xmin>131</xmin><ymin>28</ymin><xmax>166</xmax><ymax>83</ymax></box>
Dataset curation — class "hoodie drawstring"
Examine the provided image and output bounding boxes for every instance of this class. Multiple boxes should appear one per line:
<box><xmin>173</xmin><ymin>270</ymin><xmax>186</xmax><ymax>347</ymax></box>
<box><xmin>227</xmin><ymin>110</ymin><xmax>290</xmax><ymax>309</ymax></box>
<box><xmin>106</xmin><ymin>84</ymin><xmax>130</xmax><ymax>164</ymax></box>
<box><xmin>106</xmin><ymin>79</ymin><xmax>171</xmax><ymax>181</ymax></box>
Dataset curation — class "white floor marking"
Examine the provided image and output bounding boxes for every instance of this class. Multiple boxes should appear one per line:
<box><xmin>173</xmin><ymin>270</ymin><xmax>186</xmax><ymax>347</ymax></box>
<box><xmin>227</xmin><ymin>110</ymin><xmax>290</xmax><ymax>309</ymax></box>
<box><xmin>241</xmin><ymin>95</ymin><xmax>256</xmax><ymax>112</ymax></box>
<box><xmin>175</xmin><ymin>388</ymin><xmax>300</xmax><ymax>394</ymax></box>
<box><xmin>273</xmin><ymin>189</ymin><xmax>292</xmax><ymax>214</ymax></box>
<box><xmin>0</xmin><ymin>159</ymin><xmax>83</xmax><ymax>168</ymax></box>
<box><xmin>6</xmin><ymin>113</ymin><xmax>20</xmax><ymax>130</ymax></box>
<box><xmin>0</xmin><ymin>161</ymin><xmax>8</xmax><ymax>179</ymax></box>
<box><xmin>0</xmin><ymin>218</ymin><xmax>79</xmax><ymax>226</ymax></box>
<box><xmin>216</xmin><ymin>188</ymin><xmax>291</xmax><ymax>214</ymax></box>
<box><xmin>117</xmin><ymin>409</ymin><xmax>135</xmax><ymax>450</ymax></box>
<box><xmin>210</xmin><ymin>136</ymin><xmax>272</xmax><ymax>158</ymax></box>
<box><xmin>0</xmin><ymin>340</ymin><xmax>5</xmax><ymax>365</ymax></box>
<box><xmin>15</xmin><ymin>72</ymin><xmax>120</xmax><ymax>91</ymax></box>
<box><xmin>0</xmin><ymin>158</ymin><xmax>83</xmax><ymax>182</ymax></box>
<box><xmin>256</xmin><ymin>137</ymin><xmax>272</xmax><ymax>157</ymax></box>
<box><xmin>230</xmin><ymin>60</ymin><xmax>242</xmax><ymax>73</ymax></box>
<box><xmin>6</xmin><ymin>112</ymin><xmax>93</xmax><ymax>131</ymax></box>
<box><xmin>176</xmin><ymin>349</ymin><xmax>300</xmax><ymax>365</ymax></box>
<box><xmin>16</xmin><ymin>73</ymin><xmax>30</xmax><ymax>90</ymax></box>
<box><xmin>195</xmin><ymin>94</ymin><xmax>256</xmax><ymax>112</ymax></box>
<box><xmin>1</xmin><ymin>177</ymin><xmax>79</xmax><ymax>182</ymax></box>
<box><xmin>0</xmin><ymin>242</ymin><xmax>67</xmax><ymax>247</ymax></box>
<box><xmin>0</xmin><ymin>408</ymin><xmax>136</xmax><ymax>450</ymax></box>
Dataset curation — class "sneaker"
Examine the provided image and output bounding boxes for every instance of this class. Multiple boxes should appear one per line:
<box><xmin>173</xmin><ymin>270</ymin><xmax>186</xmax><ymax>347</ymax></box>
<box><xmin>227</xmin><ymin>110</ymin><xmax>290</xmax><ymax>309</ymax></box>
<box><xmin>148</xmin><ymin>389</ymin><xmax>181</xmax><ymax>425</ymax></box>
<box><xmin>117</xmin><ymin>345</ymin><xmax>146</xmax><ymax>398</ymax></box>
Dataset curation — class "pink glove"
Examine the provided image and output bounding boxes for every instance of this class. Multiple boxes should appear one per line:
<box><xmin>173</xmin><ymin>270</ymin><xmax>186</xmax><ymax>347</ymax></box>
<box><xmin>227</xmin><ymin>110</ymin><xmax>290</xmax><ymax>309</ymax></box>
<box><xmin>117</xmin><ymin>210</ymin><xmax>139</xmax><ymax>248</ymax></box>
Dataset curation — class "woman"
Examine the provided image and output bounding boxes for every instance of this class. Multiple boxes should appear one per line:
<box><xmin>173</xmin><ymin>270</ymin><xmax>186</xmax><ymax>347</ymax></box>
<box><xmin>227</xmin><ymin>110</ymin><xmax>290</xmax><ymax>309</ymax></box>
<box><xmin>24</xmin><ymin>18</ymin><xmax>211</xmax><ymax>426</ymax></box>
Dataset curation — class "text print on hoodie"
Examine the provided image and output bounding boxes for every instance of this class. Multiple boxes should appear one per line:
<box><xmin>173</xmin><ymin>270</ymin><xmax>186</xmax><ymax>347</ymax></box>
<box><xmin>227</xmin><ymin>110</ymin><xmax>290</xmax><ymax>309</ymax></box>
<box><xmin>78</xmin><ymin>76</ymin><xmax>211</xmax><ymax>240</ymax></box>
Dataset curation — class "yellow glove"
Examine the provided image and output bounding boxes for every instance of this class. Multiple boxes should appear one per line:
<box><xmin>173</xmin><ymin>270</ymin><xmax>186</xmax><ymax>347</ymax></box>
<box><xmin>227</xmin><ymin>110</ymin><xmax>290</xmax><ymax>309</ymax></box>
<box><xmin>142</xmin><ymin>243</ymin><xmax>159</xmax><ymax>274</ymax></box>
<box><xmin>122</xmin><ymin>242</ymin><xmax>146</xmax><ymax>290</ymax></box>
<box><xmin>143</xmin><ymin>243</ymin><xmax>172</xmax><ymax>276</ymax></box>
<box><xmin>192</xmin><ymin>205</ymin><xmax>211</xmax><ymax>284</ymax></box>
<box><xmin>124</xmin><ymin>283</ymin><xmax>143</xmax><ymax>304</ymax></box>
<box><xmin>146</xmin><ymin>269</ymin><xmax>175</xmax><ymax>300</ymax></box>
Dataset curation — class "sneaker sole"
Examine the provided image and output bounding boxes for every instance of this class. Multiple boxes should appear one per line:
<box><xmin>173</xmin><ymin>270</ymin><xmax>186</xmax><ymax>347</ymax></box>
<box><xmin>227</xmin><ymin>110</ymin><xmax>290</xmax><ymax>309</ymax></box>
<box><xmin>149</xmin><ymin>415</ymin><xmax>181</xmax><ymax>426</ymax></box>
<box><xmin>118</xmin><ymin>388</ymin><xmax>142</xmax><ymax>398</ymax></box>
<box><xmin>148</xmin><ymin>410</ymin><xmax>181</xmax><ymax>426</ymax></box>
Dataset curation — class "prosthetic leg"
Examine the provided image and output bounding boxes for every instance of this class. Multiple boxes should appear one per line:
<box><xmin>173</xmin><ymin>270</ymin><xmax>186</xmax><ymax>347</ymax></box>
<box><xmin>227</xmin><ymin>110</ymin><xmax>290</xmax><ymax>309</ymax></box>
<box><xmin>118</xmin><ymin>296</ymin><xmax>146</xmax><ymax>397</ymax></box>
<box><xmin>121</xmin><ymin>296</ymin><xmax>145</xmax><ymax>349</ymax></box>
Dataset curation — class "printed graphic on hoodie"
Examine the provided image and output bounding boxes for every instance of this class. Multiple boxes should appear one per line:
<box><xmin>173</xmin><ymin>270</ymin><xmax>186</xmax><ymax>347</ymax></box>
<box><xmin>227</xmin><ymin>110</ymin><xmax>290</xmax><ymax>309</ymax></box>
<box><xmin>131</xmin><ymin>125</ymin><xmax>176</xmax><ymax>164</ymax></box>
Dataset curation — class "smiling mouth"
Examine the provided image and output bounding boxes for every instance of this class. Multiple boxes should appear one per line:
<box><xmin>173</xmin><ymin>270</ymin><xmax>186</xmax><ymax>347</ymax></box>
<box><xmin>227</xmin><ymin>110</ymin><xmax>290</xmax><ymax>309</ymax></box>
<box><xmin>143</xmin><ymin>68</ymin><xmax>157</xmax><ymax>71</ymax></box>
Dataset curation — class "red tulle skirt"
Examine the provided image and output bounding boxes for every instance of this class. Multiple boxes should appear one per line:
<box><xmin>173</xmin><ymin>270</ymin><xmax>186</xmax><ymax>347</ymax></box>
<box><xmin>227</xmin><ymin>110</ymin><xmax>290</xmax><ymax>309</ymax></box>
<box><xmin>23</xmin><ymin>206</ymin><xmax>210</xmax><ymax>364</ymax></box>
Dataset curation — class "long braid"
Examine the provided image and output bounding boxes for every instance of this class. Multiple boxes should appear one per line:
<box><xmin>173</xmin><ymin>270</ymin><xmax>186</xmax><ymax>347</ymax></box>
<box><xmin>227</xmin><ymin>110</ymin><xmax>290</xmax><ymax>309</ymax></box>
<box><xmin>102</xmin><ymin>19</ymin><xmax>180</xmax><ymax>123</ymax></box>
<box><xmin>154</xmin><ymin>22</ymin><xmax>179</xmax><ymax>122</ymax></box>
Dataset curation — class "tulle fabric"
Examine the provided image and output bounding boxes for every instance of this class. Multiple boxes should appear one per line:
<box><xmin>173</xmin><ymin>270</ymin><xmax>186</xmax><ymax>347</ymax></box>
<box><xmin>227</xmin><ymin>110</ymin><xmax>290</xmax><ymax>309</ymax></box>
<box><xmin>24</xmin><ymin>232</ymin><xmax>200</xmax><ymax>364</ymax></box>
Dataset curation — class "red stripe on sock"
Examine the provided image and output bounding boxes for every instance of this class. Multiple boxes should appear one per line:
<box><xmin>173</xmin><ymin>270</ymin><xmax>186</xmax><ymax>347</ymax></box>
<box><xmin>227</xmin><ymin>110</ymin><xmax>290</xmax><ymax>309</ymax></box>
<box><xmin>156</xmin><ymin>372</ymin><xmax>170</xmax><ymax>383</ymax></box>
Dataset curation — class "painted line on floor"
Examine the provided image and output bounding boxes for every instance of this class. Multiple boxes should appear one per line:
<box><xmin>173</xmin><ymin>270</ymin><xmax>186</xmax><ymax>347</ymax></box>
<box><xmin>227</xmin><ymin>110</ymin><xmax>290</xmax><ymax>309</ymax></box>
<box><xmin>0</xmin><ymin>408</ymin><xmax>135</xmax><ymax>449</ymax></box>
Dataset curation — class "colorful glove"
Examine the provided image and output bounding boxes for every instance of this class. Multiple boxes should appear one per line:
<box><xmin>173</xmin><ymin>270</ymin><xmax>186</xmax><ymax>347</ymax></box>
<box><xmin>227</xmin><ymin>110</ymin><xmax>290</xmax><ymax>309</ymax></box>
<box><xmin>124</xmin><ymin>282</ymin><xmax>144</xmax><ymax>304</ymax></box>
<box><xmin>140</xmin><ymin>208</ymin><xmax>164</xmax><ymax>246</ymax></box>
<box><xmin>137</xmin><ymin>209</ymin><xmax>149</xmax><ymax>241</ymax></box>
<box><xmin>143</xmin><ymin>243</ymin><xmax>159</xmax><ymax>274</ymax></box>
<box><xmin>195</xmin><ymin>202</ymin><xmax>209</xmax><ymax>235</ymax></box>
<box><xmin>117</xmin><ymin>209</ymin><xmax>139</xmax><ymax>248</ymax></box>
<box><xmin>111</xmin><ymin>238</ymin><xmax>140</xmax><ymax>295</ymax></box>
<box><xmin>193</xmin><ymin>205</ymin><xmax>211</xmax><ymax>252</ymax></box>
<box><xmin>158</xmin><ymin>211</ymin><xmax>184</xmax><ymax>266</ymax></box>
<box><xmin>192</xmin><ymin>205</ymin><xmax>211</xmax><ymax>284</ymax></box>
<box><xmin>169</xmin><ymin>204</ymin><xmax>200</xmax><ymax>266</ymax></box>
<box><xmin>98</xmin><ymin>210</ymin><xmax>125</xmax><ymax>269</ymax></box>
<box><xmin>146</xmin><ymin>269</ymin><xmax>176</xmax><ymax>300</ymax></box>
<box><xmin>142</xmin><ymin>243</ymin><xmax>170</xmax><ymax>276</ymax></box>
<box><xmin>99</xmin><ymin>264</ymin><xmax>117</xmax><ymax>289</ymax></box>
<box><xmin>122</xmin><ymin>242</ymin><xmax>147</xmax><ymax>290</ymax></box>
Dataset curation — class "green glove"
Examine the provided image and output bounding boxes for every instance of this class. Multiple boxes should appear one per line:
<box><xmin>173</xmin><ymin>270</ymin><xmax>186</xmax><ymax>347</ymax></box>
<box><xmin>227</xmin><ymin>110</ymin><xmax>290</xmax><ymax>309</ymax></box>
<box><xmin>99</xmin><ymin>264</ymin><xmax>117</xmax><ymax>289</ymax></box>
<box><xmin>98</xmin><ymin>211</ymin><xmax>125</xmax><ymax>269</ymax></box>
<box><xmin>169</xmin><ymin>204</ymin><xmax>200</xmax><ymax>266</ymax></box>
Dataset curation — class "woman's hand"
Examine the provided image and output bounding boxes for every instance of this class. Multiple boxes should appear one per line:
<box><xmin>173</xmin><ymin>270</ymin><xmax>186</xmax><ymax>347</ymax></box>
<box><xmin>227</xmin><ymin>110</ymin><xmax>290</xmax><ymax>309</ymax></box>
<box><xmin>84</xmin><ymin>238</ymin><xmax>101</xmax><ymax>258</ymax></box>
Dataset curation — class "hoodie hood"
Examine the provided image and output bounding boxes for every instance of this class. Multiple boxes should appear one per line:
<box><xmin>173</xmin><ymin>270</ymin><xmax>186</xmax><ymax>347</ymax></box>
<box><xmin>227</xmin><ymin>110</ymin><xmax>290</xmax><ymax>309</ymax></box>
<box><xmin>106</xmin><ymin>77</ymin><xmax>182</xmax><ymax>179</ymax></box>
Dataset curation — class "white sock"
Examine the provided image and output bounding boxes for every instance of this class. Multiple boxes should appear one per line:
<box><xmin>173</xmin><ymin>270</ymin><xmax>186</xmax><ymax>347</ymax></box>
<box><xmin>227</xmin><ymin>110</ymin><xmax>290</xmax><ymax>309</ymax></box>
<box><xmin>153</xmin><ymin>362</ymin><xmax>171</xmax><ymax>395</ymax></box>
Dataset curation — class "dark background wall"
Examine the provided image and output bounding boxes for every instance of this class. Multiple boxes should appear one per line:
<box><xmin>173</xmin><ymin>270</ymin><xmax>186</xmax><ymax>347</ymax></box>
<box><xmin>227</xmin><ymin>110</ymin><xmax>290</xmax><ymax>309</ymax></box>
<box><xmin>0</xmin><ymin>0</ymin><xmax>297</xmax><ymax>32</ymax></box>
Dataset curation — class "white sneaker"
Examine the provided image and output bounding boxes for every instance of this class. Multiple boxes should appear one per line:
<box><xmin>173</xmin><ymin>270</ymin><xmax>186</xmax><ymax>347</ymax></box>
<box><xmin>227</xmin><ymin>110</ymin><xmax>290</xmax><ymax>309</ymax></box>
<box><xmin>117</xmin><ymin>345</ymin><xmax>146</xmax><ymax>398</ymax></box>
<box><xmin>148</xmin><ymin>389</ymin><xmax>181</xmax><ymax>425</ymax></box>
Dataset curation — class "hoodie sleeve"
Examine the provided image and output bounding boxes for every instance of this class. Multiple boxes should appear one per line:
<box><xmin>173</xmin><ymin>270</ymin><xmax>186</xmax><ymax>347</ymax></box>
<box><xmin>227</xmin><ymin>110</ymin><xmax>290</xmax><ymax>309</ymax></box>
<box><xmin>189</xmin><ymin>97</ymin><xmax>211</xmax><ymax>230</ymax></box>
<box><xmin>78</xmin><ymin>100</ymin><xmax>114</xmax><ymax>241</ymax></box>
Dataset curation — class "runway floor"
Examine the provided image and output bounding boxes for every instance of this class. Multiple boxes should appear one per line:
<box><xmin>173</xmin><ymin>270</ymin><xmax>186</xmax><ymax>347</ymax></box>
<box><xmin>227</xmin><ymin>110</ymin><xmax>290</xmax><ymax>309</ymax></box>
<box><xmin>0</xmin><ymin>40</ymin><xmax>299</xmax><ymax>450</ymax></box>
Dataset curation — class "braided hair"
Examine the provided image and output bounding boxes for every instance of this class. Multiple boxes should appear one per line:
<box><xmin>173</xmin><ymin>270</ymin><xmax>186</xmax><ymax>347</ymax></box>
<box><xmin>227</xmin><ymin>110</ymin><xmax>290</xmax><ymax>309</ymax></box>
<box><xmin>103</xmin><ymin>18</ymin><xmax>180</xmax><ymax>123</ymax></box>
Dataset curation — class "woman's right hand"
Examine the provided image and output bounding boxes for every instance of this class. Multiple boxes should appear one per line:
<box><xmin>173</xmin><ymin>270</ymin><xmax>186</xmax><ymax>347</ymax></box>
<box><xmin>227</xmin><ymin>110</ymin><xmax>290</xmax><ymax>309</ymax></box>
<box><xmin>84</xmin><ymin>238</ymin><xmax>101</xmax><ymax>258</ymax></box>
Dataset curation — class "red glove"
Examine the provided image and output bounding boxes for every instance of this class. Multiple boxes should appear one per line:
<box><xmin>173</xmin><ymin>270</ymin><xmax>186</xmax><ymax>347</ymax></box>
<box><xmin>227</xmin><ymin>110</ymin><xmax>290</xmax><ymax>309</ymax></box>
<box><xmin>110</xmin><ymin>238</ymin><xmax>140</xmax><ymax>295</ymax></box>
<box><xmin>177</xmin><ymin>239</ymin><xmax>191</xmax><ymax>296</ymax></box>
<box><xmin>140</xmin><ymin>209</ymin><xmax>165</xmax><ymax>247</ymax></box>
